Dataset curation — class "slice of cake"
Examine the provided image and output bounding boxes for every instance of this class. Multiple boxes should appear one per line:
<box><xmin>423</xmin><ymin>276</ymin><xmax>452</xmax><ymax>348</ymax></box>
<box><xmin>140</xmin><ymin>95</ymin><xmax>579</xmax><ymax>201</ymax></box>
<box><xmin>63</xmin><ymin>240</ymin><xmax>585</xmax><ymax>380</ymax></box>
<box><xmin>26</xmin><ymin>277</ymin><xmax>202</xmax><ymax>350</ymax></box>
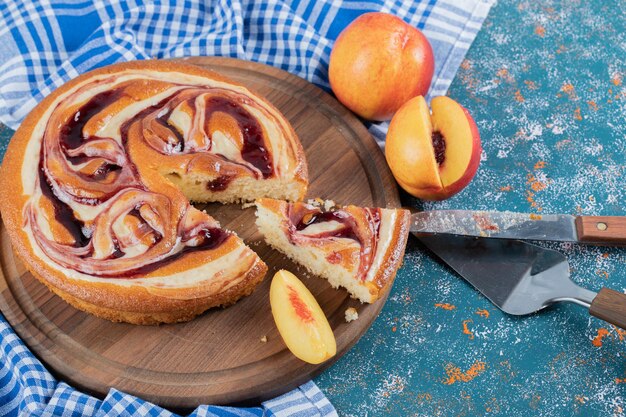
<box><xmin>255</xmin><ymin>198</ymin><xmax>410</xmax><ymax>303</ymax></box>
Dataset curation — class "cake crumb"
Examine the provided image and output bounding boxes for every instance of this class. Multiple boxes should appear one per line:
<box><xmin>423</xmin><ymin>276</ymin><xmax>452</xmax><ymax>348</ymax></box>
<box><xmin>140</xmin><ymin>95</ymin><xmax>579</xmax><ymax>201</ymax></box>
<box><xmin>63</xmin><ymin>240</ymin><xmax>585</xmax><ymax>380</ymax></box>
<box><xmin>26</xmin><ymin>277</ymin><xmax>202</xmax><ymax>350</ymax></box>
<box><xmin>345</xmin><ymin>307</ymin><xmax>359</xmax><ymax>322</ymax></box>
<box><xmin>305</xmin><ymin>198</ymin><xmax>337</xmax><ymax>211</ymax></box>
<box><xmin>241</xmin><ymin>202</ymin><xmax>256</xmax><ymax>209</ymax></box>
<box><xmin>306</xmin><ymin>198</ymin><xmax>320</xmax><ymax>207</ymax></box>
<box><xmin>260</xmin><ymin>335</ymin><xmax>267</xmax><ymax>343</ymax></box>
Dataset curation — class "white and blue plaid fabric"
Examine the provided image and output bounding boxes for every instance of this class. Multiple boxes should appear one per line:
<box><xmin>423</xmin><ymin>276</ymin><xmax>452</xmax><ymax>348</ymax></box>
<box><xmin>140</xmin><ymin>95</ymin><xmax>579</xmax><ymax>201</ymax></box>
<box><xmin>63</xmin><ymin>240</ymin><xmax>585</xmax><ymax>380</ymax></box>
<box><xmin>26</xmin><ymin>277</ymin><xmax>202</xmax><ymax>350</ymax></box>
<box><xmin>0</xmin><ymin>0</ymin><xmax>493</xmax><ymax>144</ymax></box>
<box><xmin>0</xmin><ymin>0</ymin><xmax>493</xmax><ymax>415</ymax></box>
<box><xmin>0</xmin><ymin>316</ymin><xmax>336</xmax><ymax>417</ymax></box>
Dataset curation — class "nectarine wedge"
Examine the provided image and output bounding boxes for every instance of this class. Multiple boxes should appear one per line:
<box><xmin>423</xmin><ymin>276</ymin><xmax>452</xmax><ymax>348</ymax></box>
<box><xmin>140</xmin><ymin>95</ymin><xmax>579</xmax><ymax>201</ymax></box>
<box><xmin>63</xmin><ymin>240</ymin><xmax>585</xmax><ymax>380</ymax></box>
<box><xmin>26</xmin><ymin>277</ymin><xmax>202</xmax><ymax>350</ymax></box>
<box><xmin>385</xmin><ymin>96</ymin><xmax>482</xmax><ymax>200</ymax></box>
<box><xmin>270</xmin><ymin>270</ymin><xmax>337</xmax><ymax>364</ymax></box>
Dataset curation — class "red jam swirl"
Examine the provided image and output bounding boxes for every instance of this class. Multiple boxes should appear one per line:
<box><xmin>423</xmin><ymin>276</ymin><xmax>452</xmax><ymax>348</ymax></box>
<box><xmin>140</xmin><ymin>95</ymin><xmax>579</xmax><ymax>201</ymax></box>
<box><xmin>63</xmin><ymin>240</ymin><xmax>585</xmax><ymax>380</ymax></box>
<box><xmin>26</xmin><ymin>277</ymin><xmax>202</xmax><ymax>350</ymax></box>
<box><xmin>60</xmin><ymin>90</ymin><xmax>123</xmax><ymax>151</ymax></box>
<box><xmin>124</xmin><ymin>227</ymin><xmax>229</xmax><ymax>277</ymax></box>
<box><xmin>135</xmin><ymin>90</ymin><xmax>274</xmax><ymax>178</ymax></box>
<box><xmin>287</xmin><ymin>204</ymin><xmax>382</xmax><ymax>280</ymax></box>
<box><xmin>205</xmin><ymin>96</ymin><xmax>273</xmax><ymax>178</ymax></box>
<box><xmin>28</xmin><ymin>78</ymin><xmax>280</xmax><ymax>278</ymax></box>
<box><xmin>44</xmin><ymin>89</ymin><xmax>140</xmax><ymax>205</ymax></box>
<box><xmin>206</xmin><ymin>174</ymin><xmax>234</xmax><ymax>191</ymax></box>
<box><xmin>38</xmin><ymin>165</ymin><xmax>89</xmax><ymax>248</ymax></box>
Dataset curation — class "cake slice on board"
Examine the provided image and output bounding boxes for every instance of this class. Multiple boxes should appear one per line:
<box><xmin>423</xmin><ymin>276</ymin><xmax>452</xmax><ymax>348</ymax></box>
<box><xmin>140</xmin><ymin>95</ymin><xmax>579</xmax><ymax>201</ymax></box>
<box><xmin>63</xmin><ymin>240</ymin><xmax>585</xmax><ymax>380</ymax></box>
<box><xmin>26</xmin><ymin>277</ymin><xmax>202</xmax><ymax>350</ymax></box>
<box><xmin>255</xmin><ymin>198</ymin><xmax>410</xmax><ymax>303</ymax></box>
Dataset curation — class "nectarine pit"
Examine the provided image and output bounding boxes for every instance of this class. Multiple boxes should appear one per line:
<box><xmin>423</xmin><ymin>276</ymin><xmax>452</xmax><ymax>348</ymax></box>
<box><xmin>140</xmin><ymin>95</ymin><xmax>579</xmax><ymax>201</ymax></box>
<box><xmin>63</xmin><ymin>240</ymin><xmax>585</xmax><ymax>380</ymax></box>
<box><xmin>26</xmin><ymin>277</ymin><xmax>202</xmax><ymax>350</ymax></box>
<box><xmin>431</xmin><ymin>131</ymin><xmax>446</xmax><ymax>165</ymax></box>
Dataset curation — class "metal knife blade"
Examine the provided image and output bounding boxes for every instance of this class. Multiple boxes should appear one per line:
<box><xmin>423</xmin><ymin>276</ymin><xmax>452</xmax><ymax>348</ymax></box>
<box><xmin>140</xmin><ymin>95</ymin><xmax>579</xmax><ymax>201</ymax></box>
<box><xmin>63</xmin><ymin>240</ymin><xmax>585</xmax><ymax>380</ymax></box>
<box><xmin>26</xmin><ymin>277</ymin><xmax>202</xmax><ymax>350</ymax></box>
<box><xmin>411</xmin><ymin>210</ymin><xmax>579</xmax><ymax>242</ymax></box>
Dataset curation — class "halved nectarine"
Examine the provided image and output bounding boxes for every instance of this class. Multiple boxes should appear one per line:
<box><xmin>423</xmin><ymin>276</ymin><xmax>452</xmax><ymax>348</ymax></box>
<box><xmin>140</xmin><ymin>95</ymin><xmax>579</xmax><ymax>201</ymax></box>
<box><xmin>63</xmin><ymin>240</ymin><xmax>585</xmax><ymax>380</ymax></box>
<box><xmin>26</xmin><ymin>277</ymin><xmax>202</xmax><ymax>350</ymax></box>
<box><xmin>270</xmin><ymin>270</ymin><xmax>337</xmax><ymax>364</ymax></box>
<box><xmin>385</xmin><ymin>96</ymin><xmax>482</xmax><ymax>200</ymax></box>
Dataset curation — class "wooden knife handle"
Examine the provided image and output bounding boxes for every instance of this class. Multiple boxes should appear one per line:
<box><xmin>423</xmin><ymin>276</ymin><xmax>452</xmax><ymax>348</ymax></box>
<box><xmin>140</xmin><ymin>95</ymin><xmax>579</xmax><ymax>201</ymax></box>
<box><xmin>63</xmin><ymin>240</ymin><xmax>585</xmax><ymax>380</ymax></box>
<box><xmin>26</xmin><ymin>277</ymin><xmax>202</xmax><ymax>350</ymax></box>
<box><xmin>590</xmin><ymin>288</ymin><xmax>626</xmax><ymax>330</ymax></box>
<box><xmin>575</xmin><ymin>216</ymin><xmax>626</xmax><ymax>244</ymax></box>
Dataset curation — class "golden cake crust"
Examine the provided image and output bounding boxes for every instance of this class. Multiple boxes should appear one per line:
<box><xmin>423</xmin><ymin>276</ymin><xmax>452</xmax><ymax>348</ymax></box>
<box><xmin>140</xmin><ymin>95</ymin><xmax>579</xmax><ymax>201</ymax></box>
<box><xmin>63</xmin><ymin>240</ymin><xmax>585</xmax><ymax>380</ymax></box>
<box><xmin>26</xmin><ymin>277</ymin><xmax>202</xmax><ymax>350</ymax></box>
<box><xmin>40</xmin><ymin>260</ymin><xmax>267</xmax><ymax>325</ymax></box>
<box><xmin>368</xmin><ymin>209</ymin><xmax>410</xmax><ymax>300</ymax></box>
<box><xmin>0</xmin><ymin>60</ymin><xmax>316</xmax><ymax>324</ymax></box>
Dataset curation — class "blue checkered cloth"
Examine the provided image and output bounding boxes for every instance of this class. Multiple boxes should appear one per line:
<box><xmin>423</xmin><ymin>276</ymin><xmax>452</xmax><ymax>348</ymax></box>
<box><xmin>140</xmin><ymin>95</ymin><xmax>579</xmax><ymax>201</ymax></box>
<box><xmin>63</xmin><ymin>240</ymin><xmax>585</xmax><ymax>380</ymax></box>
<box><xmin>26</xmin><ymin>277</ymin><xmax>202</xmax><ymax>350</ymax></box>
<box><xmin>0</xmin><ymin>0</ymin><xmax>493</xmax><ymax>145</ymax></box>
<box><xmin>0</xmin><ymin>314</ymin><xmax>335</xmax><ymax>417</ymax></box>
<box><xmin>0</xmin><ymin>0</ymin><xmax>493</xmax><ymax>415</ymax></box>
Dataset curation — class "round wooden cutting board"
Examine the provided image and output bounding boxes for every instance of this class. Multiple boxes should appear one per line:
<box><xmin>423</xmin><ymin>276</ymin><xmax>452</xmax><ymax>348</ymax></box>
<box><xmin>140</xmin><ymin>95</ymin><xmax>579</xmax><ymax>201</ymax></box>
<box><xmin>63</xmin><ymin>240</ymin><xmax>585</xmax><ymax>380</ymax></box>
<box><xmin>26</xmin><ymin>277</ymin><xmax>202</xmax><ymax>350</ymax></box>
<box><xmin>0</xmin><ymin>57</ymin><xmax>401</xmax><ymax>409</ymax></box>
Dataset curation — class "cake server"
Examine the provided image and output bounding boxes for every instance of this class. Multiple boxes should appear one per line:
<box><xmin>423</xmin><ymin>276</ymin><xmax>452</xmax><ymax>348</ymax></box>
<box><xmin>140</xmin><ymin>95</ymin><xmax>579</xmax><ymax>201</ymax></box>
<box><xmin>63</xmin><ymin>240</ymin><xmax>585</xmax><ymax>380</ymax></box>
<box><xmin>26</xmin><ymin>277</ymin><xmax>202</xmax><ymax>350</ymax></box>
<box><xmin>411</xmin><ymin>210</ymin><xmax>626</xmax><ymax>244</ymax></box>
<box><xmin>418</xmin><ymin>235</ymin><xmax>626</xmax><ymax>329</ymax></box>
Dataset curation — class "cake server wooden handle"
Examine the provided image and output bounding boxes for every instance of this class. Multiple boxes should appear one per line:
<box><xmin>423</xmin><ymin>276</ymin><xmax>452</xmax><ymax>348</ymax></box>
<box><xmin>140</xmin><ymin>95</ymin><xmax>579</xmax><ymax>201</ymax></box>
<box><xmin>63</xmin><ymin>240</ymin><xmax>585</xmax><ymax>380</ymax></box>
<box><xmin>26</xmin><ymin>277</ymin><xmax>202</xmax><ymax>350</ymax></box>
<box><xmin>575</xmin><ymin>216</ymin><xmax>626</xmax><ymax>244</ymax></box>
<box><xmin>590</xmin><ymin>288</ymin><xmax>626</xmax><ymax>330</ymax></box>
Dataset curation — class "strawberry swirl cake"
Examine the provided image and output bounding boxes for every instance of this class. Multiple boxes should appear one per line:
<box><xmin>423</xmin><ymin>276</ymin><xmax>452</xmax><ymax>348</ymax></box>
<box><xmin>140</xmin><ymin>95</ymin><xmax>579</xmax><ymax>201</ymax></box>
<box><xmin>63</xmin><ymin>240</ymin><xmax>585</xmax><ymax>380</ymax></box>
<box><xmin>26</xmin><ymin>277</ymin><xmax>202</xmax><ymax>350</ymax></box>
<box><xmin>0</xmin><ymin>61</ymin><xmax>308</xmax><ymax>324</ymax></box>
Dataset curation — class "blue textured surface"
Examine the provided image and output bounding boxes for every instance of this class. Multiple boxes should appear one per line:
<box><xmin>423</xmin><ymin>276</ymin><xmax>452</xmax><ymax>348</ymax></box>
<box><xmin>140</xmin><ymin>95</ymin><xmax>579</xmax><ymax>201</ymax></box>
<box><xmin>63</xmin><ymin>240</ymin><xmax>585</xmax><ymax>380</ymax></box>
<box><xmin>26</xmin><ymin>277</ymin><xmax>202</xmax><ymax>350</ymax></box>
<box><xmin>0</xmin><ymin>0</ymin><xmax>625</xmax><ymax>416</ymax></box>
<box><xmin>316</xmin><ymin>1</ymin><xmax>626</xmax><ymax>416</ymax></box>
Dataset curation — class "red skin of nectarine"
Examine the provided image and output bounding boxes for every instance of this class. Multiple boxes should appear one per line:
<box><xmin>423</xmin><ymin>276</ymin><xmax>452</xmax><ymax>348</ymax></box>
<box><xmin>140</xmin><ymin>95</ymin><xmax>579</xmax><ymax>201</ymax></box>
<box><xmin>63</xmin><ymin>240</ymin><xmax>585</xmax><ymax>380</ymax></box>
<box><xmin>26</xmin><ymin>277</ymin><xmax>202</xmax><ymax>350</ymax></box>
<box><xmin>440</xmin><ymin>106</ymin><xmax>482</xmax><ymax>199</ymax></box>
<box><xmin>329</xmin><ymin>12</ymin><xmax>434</xmax><ymax>121</ymax></box>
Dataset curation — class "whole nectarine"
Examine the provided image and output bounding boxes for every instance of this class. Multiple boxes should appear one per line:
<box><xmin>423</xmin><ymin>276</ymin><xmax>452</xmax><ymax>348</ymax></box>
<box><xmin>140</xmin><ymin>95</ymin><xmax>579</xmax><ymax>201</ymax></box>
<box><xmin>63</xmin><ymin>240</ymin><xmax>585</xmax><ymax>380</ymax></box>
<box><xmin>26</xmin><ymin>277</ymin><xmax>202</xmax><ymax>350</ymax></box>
<box><xmin>385</xmin><ymin>96</ymin><xmax>482</xmax><ymax>200</ymax></box>
<box><xmin>329</xmin><ymin>12</ymin><xmax>434</xmax><ymax>121</ymax></box>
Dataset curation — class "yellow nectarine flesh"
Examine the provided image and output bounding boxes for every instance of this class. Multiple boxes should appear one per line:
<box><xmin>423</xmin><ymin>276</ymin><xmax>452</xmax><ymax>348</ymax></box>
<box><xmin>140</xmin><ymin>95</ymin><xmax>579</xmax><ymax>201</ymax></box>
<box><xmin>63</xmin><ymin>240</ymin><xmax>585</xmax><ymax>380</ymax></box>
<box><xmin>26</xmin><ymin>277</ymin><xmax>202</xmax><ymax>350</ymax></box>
<box><xmin>270</xmin><ymin>270</ymin><xmax>337</xmax><ymax>364</ymax></box>
<box><xmin>385</xmin><ymin>96</ymin><xmax>439</xmax><ymax>191</ymax></box>
<box><xmin>431</xmin><ymin>97</ymin><xmax>475</xmax><ymax>190</ymax></box>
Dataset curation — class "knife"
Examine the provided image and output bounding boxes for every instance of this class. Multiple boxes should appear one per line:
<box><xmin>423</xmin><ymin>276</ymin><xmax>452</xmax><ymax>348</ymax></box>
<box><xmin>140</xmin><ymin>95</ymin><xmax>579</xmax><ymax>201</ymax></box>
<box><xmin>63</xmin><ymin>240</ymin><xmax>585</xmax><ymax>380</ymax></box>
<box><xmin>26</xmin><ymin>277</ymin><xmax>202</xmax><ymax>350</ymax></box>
<box><xmin>411</xmin><ymin>210</ymin><xmax>626</xmax><ymax>244</ymax></box>
<box><xmin>418</xmin><ymin>234</ymin><xmax>626</xmax><ymax>329</ymax></box>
